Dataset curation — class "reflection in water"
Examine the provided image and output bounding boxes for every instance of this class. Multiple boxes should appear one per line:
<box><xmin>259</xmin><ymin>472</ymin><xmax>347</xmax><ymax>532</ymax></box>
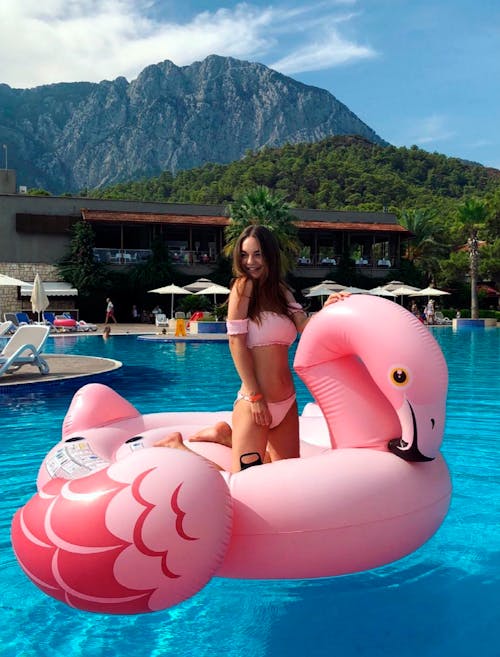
<box><xmin>0</xmin><ymin>330</ymin><xmax>498</xmax><ymax>657</ymax></box>
<box><xmin>175</xmin><ymin>342</ymin><xmax>186</xmax><ymax>357</ymax></box>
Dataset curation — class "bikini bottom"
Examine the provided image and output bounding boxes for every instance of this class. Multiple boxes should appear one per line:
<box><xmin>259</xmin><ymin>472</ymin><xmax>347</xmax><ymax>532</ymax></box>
<box><xmin>235</xmin><ymin>392</ymin><xmax>296</xmax><ymax>429</ymax></box>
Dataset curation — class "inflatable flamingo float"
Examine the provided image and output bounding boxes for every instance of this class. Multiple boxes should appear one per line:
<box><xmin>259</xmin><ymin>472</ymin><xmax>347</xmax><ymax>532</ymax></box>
<box><xmin>11</xmin><ymin>295</ymin><xmax>451</xmax><ymax>614</ymax></box>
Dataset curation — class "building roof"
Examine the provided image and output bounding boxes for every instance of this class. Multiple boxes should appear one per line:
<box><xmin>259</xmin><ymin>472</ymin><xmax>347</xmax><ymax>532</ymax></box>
<box><xmin>81</xmin><ymin>208</ymin><xmax>410</xmax><ymax>234</ymax></box>
<box><xmin>294</xmin><ymin>220</ymin><xmax>409</xmax><ymax>233</ymax></box>
<box><xmin>81</xmin><ymin>209</ymin><xmax>228</xmax><ymax>226</ymax></box>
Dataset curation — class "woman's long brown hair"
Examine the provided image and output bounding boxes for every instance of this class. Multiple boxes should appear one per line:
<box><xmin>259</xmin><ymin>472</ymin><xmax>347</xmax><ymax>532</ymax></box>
<box><xmin>232</xmin><ymin>225</ymin><xmax>291</xmax><ymax>321</ymax></box>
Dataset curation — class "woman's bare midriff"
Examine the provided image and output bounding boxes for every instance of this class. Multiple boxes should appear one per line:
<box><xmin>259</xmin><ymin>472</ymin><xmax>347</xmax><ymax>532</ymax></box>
<box><xmin>252</xmin><ymin>344</ymin><xmax>295</xmax><ymax>402</ymax></box>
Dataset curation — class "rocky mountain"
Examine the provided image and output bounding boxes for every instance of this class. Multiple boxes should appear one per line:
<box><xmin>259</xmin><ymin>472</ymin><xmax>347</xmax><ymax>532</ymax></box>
<box><xmin>0</xmin><ymin>55</ymin><xmax>387</xmax><ymax>194</ymax></box>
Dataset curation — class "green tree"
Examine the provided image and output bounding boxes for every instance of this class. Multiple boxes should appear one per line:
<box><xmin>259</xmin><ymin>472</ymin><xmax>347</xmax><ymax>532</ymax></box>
<box><xmin>224</xmin><ymin>186</ymin><xmax>300</xmax><ymax>273</ymax></box>
<box><xmin>128</xmin><ymin>237</ymin><xmax>175</xmax><ymax>290</ymax></box>
<box><xmin>457</xmin><ymin>198</ymin><xmax>489</xmax><ymax>319</ymax></box>
<box><xmin>57</xmin><ymin>220</ymin><xmax>107</xmax><ymax>295</ymax></box>
<box><xmin>399</xmin><ymin>208</ymin><xmax>449</xmax><ymax>284</ymax></box>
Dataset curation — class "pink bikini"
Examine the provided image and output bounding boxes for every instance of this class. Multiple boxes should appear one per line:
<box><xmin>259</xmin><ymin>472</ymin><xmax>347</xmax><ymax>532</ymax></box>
<box><xmin>227</xmin><ymin>303</ymin><xmax>302</xmax><ymax>428</ymax></box>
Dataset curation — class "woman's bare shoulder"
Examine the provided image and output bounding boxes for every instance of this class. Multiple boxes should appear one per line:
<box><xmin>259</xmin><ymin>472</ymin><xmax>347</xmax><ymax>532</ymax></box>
<box><xmin>231</xmin><ymin>276</ymin><xmax>253</xmax><ymax>298</ymax></box>
<box><xmin>228</xmin><ymin>276</ymin><xmax>252</xmax><ymax>319</ymax></box>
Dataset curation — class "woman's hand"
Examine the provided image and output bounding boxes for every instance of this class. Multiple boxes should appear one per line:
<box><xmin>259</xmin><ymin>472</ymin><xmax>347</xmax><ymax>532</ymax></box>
<box><xmin>250</xmin><ymin>399</ymin><xmax>272</xmax><ymax>427</ymax></box>
<box><xmin>323</xmin><ymin>291</ymin><xmax>351</xmax><ymax>306</ymax></box>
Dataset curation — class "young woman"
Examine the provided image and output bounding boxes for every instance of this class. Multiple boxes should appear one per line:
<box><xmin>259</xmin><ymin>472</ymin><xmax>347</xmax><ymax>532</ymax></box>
<box><xmin>155</xmin><ymin>225</ymin><xmax>348</xmax><ymax>471</ymax></box>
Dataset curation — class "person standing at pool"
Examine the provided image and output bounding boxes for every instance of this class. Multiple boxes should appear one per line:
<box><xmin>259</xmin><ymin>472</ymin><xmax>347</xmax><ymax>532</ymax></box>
<box><xmin>155</xmin><ymin>224</ymin><xmax>348</xmax><ymax>472</ymax></box>
<box><xmin>105</xmin><ymin>297</ymin><xmax>117</xmax><ymax>324</ymax></box>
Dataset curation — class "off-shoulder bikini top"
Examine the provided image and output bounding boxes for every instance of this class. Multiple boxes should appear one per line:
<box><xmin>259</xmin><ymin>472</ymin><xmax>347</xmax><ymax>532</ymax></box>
<box><xmin>226</xmin><ymin>302</ymin><xmax>303</xmax><ymax>349</ymax></box>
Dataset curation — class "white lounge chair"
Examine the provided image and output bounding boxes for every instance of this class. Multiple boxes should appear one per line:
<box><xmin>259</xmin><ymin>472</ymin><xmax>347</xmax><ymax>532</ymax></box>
<box><xmin>0</xmin><ymin>325</ymin><xmax>51</xmax><ymax>376</ymax></box>
<box><xmin>434</xmin><ymin>311</ymin><xmax>452</xmax><ymax>325</ymax></box>
<box><xmin>61</xmin><ymin>314</ymin><xmax>98</xmax><ymax>332</ymax></box>
<box><xmin>155</xmin><ymin>313</ymin><xmax>169</xmax><ymax>327</ymax></box>
<box><xmin>0</xmin><ymin>321</ymin><xmax>14</xmax><ymax>336</ymax></box>
<box><xmin>75</xmin><ymin>320</ymin><xmax>98</xmax><ymax>332</ymax></box>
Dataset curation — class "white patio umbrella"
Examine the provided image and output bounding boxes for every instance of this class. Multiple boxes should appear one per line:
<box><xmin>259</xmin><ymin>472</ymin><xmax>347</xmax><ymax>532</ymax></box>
<box><xmin>381</xmin><ymin>280</ymin><xmax>420</xmax><ymax>292</ymax></box>
<box><xmin>408</xmin><ymin>286</ymin><xmax>451</xmax><ymax>298</ymax></box>
<box><xmin>30</xmin><ymin>273</ymin><xmax>49</xmax><ymax>322</ymax></box>
<box><xmin>343</xmin><ymin>286</ymin><xmax>369</xmax><ymax>294</ymax></box>
<box><xmin>390</xmin><ymin>285</ymin><xmax>422</xmax><ymax>304</ymax></box>
<box><xmin>183</xmin><ymin>278</ymin><xmax>215</xmax><ymax>293</ymax></box>
<box><xmin>305</xmin><ymin>284</ymin><xmax>340</xmax><ymax>304</ymax></box>
<box><xmin>320</xmin><ymin>279</ymin><xmax>347</xmax><ymax>292</ymax></box>
<box><xmin>368</xmin><ymin>286</ymin><xmax>397</xmax><ymax>298</ymax></box>
<box><xmin>0</xmin><ymin>273</ymin><xmax>28</xmax><ymax>286</ymax></box>
<box><xmin>303</xmin><ymin>280</ymin><xmax>347</xmax><ymax>295</ymax></box>
<box><xmin>194</xmin><ymin>283</ymin><xmax>231</xmax><ymax>304</ymax></box>
<box><xmin>390</xmin><ymin>285</ymin><xmax>422</xmax><ymax>295</ymax></box>
<box><xmin>148</xmin><ymin>283</ymin><xmax>189</xmax><ymax>318</ymax></box>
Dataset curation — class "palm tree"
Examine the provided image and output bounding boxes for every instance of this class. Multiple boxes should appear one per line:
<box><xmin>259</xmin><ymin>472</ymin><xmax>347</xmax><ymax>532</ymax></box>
<box><xmin>457</xmin><ymin>198</ymin><xmax>489</xmax><ymax>319</ymax></box>
<box><xmin>224</xmin><ymin>186</ymin><xmax>300</xmax><ymax>273</ymax></box>
<box><xmin>399</xmin><ymin>208</ymin><xmax>448</xmax><ymax>282</ymax></box>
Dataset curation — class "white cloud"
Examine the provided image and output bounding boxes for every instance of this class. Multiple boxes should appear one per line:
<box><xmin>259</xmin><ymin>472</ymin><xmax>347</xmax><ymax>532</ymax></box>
<box><xmin>271</xmin><ymin>29</ymin><xmax>375</xmax><ymax>74</ymax></box>
<box><xmin>412</xmin><ymin>115</ymin><xmax>455</xmax><ymax>145</ymax></box>
<box><xmin>0</xmin><ymin>0</ymin><xmax>375</xmax><ymax>87</ymax></box>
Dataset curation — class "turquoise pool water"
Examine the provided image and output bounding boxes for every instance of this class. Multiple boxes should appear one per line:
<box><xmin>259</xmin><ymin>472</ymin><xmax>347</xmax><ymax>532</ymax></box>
<box><xmin>1</xmin><ymin>328</ymin><xmax>498</xmax><ymax>657</ymax></box>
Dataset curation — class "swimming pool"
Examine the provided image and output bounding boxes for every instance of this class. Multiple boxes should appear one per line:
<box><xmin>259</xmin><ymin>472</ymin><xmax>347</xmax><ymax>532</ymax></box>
<box><xmin>1</xmin><ymin>328</ymin><xmax>498</xmax><ymax>657</ymax></box>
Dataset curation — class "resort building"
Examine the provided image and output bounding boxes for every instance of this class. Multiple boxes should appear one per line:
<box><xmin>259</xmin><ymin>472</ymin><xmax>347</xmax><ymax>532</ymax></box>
<box><xmin>0</xmin><ymin>170</ymin><xmax>411</xmax><ymax>315</ymax></box>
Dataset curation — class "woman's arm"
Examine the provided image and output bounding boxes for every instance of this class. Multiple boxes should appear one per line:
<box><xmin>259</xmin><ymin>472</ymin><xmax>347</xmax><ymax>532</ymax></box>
<box><xmin>289</xmin><ymin>290</ymin><xmax>351</xmax><ymax>333</ymax></box>
<box><xmin>227</xmin><ymin>279</ymin><xmax>271</xmax><ymax>426</ymax></box>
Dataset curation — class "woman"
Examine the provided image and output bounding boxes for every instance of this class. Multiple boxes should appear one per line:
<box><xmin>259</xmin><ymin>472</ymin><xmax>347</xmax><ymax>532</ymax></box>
<box><xmin>156</xmin><ymin>225</ymin><xmax>348</xmax><ymax>471</ymax></box>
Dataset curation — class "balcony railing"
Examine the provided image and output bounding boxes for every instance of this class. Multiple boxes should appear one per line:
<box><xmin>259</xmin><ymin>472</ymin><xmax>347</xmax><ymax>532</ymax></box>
<box><xmin>93</xmin><ymin>248</ymin><xmax>152</xmax><ymax>264</ymax></box>
<box><xmin>92</xmin><ymin>248</ymin><xmax>396</xmax><ymax>274</ymax></box>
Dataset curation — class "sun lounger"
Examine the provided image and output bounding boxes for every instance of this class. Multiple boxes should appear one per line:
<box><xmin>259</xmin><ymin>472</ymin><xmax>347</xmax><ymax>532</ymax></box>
<box><xmin>15</xmin><ymin>311</ymin><xmax>33</xmax><ymax>325</ymax></box>
<box><xmin>155</xmin><ymin>313</ymin><xmax>169</xmax><ymax>327</ymax></box>
<box><xmin>4</xmin><ymin>312</ymin><xmax>26</xmax><ymax>327</ymax></box>
<box><xmin>434</xmin><ymin>311</ymin><xmax>452</xmax><ymax>325</ymax></box>
<box><xmin>0</xmin><ymin>325</ymin><xmax>50</xmax><ymax>376</ymax></box>
<box><xmin>0</xmin><ymin>321</ymin><xmax>14</xmax><ymax>336</ymax></box>
<box><xmin>62</xmin><ymin>313</ymin><xmax>97</xmax><ymax>332</ymax></box>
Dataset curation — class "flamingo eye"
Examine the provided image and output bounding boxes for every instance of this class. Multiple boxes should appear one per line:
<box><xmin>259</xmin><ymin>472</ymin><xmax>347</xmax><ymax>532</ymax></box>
<box><xmin>391</xmin><ymin>367</ymin><xmax>410</xmax><ymax>386</ymax></box>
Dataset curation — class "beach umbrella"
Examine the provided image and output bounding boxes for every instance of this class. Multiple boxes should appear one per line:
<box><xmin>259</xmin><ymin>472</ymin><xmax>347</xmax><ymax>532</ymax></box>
<box><xmin>391</xmin><ymin>285</ymin><xmax>422</xmax><ymax>295</ymax></box>
<box><xmin>368</xmin><ymin>286</ymin><xmax>397</xmax><ymax>298</ymax></box>
<box><xmin>343</xmin><ymin>286</ymin><xmax>369</xmax><ymax>294</ymax></box>
<box><xmin>0</xmin><ymin>273</ymin><xmax>28</xmax><ymax>286</ymax></box>
<box><xmin>390</xmin><ymin>285</ymin><xmax>422</xmax><ymax>304</ymax></box>
<box><xmin>194</xmin><ymin>284</ymin><xmax>231</xmax><ymax>305</ymax></box>
<box><xmin>303</xmin><ymin>280</ymin><xmax>347</xmax><ymax>296</ymax></box>
<box><xmin>408</xmin><ymin>286</ymin><xmax>451</xmax><ymax>298</ymax></box>
<box><xmin>381</xmin><ymin>280</ymin><xmax>414</xmax><ymax>291</ymax></box>
<box><xmin>183</xmin><ymin>278</ymin><xmax>216</xmax><ymax>293</ymax></box>
<box><xmin>304</xmin><ymin>284</ymin><xmax>339</xmax><ymax>304</ymax></box>
<box><xmin>148</xmin><ymin>283</ymin><xmax>189</xmax><ymax>318</ymax></box>
<box><xmin>319</xmin><ymin>279</ymin><xmax>347</xmax><ymax>292</ymax></box>
<box><xmin>477</xmin><ymin>284</ymin><xmax>499</xmax><ymax>297</ymax></box>
<box><xmin>30</xmin><ymin>273</ymin><xmax>49</xmax><ymax>322</ymax></box>
<box><xmin>0</xmin><ymin>274</ymin><xmax>29</xmax><ymax>319</ymax></box>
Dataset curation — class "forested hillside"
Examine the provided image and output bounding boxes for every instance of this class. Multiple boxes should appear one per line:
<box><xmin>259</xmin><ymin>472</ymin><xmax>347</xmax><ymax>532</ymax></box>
<box><xmin>88</xmin><ymin>136</ymin><xmax>500</xmax><ymax>215</ymax></box>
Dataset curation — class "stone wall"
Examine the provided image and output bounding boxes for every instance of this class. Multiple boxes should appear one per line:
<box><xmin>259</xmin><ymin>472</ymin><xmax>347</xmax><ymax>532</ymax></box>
<box><xmin>0</xmin><ymin>262</ymin><xmax>76</xmax><ymax>318</ymax></box>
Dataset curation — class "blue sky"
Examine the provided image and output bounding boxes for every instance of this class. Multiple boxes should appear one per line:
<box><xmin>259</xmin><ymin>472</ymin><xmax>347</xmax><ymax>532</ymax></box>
<box><xmin>1</xmin><ymin>0</ymin><xmax>499</xmax><ymax>169</ymax></box>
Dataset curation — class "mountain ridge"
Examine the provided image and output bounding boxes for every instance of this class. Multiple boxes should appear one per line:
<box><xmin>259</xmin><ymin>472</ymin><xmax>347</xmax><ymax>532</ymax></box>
<box><xmin>0</xmin><ymin>55</ymin><xmax>387</xmax><ymax>194</ymax></box>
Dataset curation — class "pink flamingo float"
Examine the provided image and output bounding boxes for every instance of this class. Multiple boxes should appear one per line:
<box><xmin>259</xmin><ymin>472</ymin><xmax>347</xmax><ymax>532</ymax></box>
<box><xmin>11</xmin><ymin>295</ymin><xmax>451</xmax><ymax>614</ymax></box>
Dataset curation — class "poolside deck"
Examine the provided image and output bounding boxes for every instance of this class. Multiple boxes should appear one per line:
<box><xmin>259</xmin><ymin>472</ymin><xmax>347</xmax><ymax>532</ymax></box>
<box><xmin>0</xmin><ymin>323</ymin><xmax>228</xmax><ymax>390</ymax></box>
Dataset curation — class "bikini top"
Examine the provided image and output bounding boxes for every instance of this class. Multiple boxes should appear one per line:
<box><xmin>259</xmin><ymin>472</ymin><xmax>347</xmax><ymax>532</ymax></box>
<box><xmin>226</xmin><ymin>302</ymin><xmax>303</xmax><ymax>349</ymax></box>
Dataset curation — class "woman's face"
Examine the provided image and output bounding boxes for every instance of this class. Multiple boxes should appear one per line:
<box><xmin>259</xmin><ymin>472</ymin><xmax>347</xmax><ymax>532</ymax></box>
<box><xmin>240</xmin><ymin>235</ymin><xmax>266</xmax><ymax>279</ymax></box>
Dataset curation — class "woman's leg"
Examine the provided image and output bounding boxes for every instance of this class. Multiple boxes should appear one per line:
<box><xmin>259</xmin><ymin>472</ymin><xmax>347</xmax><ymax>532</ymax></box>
<box><xmin>230</xmin><ymin>400</ymin><xmax>269</xmax><ymax>473</ymax></box>
<box><xmin>154</xmin><ymin>432</ymin><xmax>224</xmax><ymax>471</ymax></box>
<box><xmin>189</xmin><ymin>421</ymin><xmax>232</xmax><ymax>447</ymax></box>
<box><xmin>266</xmin><ymin>400</ymin><xmax>300</xmax><ymax>462</ymax></box>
